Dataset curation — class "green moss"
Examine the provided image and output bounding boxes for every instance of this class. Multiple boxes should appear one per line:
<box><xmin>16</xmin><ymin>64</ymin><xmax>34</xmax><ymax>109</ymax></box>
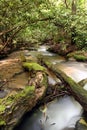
<box><xmin>67</xmin><ymin>51</ymin><xmax>87</xmax><ymax>62</ymax></box>
<box><xmin>44</xmin><ymin>60</ymin><xmax>52</xmax><ymax>68</ymax></box>
<box><xmin>23</xmin><ymin>85</ymin><xmax>35</xmax><ymax>94</ymax></box>
<box><xmin>23</xmin><ymin>62</ymin><xmax>45</xmax><ymax>71</ymax></box>
<box><xmin>0</xmin><ymin>119</ymin><xmax>6</xmax><ymax>125</ymax></box>
<box><xmin>74</xmin><ymin>54</ymin><xmax>87</xmax><ymax>61</ymax></box>
<box><xmin>0</xmin><ymin>105</ymin><xmax>5</xmax><ymax>113</ymax></box>
<box><xmin>67</xmin><ymin>52</ymin><xmax>74</xmax><ymax>58</ymax></box>
<box><xmin>15</xmin><ymin>85</ymin><xmax>35</xmax><ymax>98</ymax></box>
<box><xmin>0</xmin><ymin>86</ymin><xmax>35</xmax><ymax>115</ymax></box>
<box><xmin>67</xmin><ymin>51</ymin><xmax>84</xmax><ymax>57</ymax></box>
<box><xmin>42</xmin><ymin>73</ymin><xmax>48</xmax><ymax>87</ymax></box>
<box><xmin>0</xmin><ymin>86</ymin><xmax>35</xmax><ymax>127</ymax></box>
<box><xmin>5</xmin><ymin>96</ymin><xmax>15</xmax><ymax>106</ymax></box>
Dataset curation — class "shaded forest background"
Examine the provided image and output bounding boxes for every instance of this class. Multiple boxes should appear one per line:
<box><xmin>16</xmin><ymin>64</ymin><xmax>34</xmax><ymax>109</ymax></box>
<box><xmin>0</xmin><ymin>0</ymin><xmax>87</xmax><ymax>56</ymax></box>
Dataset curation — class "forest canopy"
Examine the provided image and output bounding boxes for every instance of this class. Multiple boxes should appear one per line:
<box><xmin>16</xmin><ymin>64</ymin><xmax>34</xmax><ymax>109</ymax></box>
<box><xmin>0</xmin><ymin>0</ymin><xmax>87</xmax><ymax>54</ymax></box>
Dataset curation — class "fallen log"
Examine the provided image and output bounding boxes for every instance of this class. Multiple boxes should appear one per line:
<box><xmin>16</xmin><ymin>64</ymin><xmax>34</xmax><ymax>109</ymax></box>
<box><xmin>0</xmin><ymin>62</ymin><xmax>48</xmax><ymax>130</ymax></box>
<box><xmin>42</xmin><ymin>59</ymin><xmax>87</xmax><ymax>111</ymax></box>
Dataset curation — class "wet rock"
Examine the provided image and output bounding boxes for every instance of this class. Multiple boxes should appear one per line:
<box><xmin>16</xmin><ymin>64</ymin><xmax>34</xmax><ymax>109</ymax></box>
<box><xmin>67</xmin><ymin>51</ymin><xmax>87</xmax><ymax>62</ymax></box>
<box><xmin>75</xmin><ymin>118</ymin><xmax>87</xmax><ymax>130</ymax></box>
<box><xmin>0</xmin><ymin>70</ymin><xmax>48</xmax><ymax>130</ymax></box>
<box><xmin>0</xmin><ymin>52</ymin><xmax>48</xmax><ymax>130</ymax></box>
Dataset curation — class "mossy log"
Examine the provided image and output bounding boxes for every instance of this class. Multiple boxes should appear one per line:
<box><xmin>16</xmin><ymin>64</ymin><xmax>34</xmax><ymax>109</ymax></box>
<box><xmin>0</xmin><ymin>86</ymin><xmax>35</xmax><ymax>130</ymax></box>
<box><xmin>42</xmin><ymin>59</ymin><xmax>87</xmax><ymax>111</ymax></box>
<box><xmin>0</xmin><ymin>62</ymin><xmax>48</xmax><ymax>130</ymax></box>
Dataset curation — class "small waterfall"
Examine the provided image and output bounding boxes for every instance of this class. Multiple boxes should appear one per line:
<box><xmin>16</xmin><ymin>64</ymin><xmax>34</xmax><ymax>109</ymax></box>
<box><xmin>15</xmin><ymin>45</ymin><xmax>86</xmax><ymax>130</ymax></box>
<box><xmin>37</xmin><ymin>46</ymin><xmax>55</xmax><ymax>56</ymax></box>
<box><xmin>41</xmin><ymin>96</ymin><xmax>83</xmax><ymax>130</ymax></box>
<box><xmin>38</xmin><ymin>46</ymin><xmax>47</xmax><ymax>52</ymax></box>
<box><xmin>16</xmin><ymin>96</ymin><xmax>83</xmax><ymax>130</ymax></box>
<box><xmin>57</xmin><ymin>61</ymin><xmax>87</xmax><ymax>82</ymax></box>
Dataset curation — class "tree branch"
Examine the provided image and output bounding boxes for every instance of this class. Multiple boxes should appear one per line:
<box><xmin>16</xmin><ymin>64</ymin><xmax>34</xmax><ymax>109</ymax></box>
<box><xmin>0</xmin><ymin>25</ymin><xmax>26</xmax><ymax>52</ymax></box>
<box><xmin>64</xmin><ymin>0</ymin><xmax>69</xmax><ymax>8</ymax></box>
<box><xmin>0</xmin><ymin>17</ymin><xmax>56</xmax><ymax>52</ymax></box>
<box><xmin>0</xmin><ymin>26</ymin><xmax>18</xmax><ymax>37</ymax></box>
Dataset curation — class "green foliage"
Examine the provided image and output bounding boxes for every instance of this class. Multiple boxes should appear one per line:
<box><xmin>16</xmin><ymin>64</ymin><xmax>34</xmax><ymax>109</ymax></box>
<box><xmin>0</xmin><ymin>105</ymin><xmax>5</xmax><ymax>113</ymax></box>
<box><xmin>0</xmin><ymin>0</ymin><xmax>87</xmax><ymax>50</ymax></box>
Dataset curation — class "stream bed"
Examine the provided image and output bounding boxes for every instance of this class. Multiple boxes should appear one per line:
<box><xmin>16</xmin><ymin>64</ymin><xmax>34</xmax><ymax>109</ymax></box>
<box><xmin>14</xmin><ymin>46</ymin><xmax>87</xmax><ymax>130</ymax></box>
<box><xmin>14</xmin><ymin>96</ymin><xmax>82</xmax><ymax>130</ymax></box>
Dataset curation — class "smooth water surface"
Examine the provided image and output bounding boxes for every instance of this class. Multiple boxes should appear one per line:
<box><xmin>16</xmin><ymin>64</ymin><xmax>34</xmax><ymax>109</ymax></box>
<box><xmin>56</xmin><ymin>61</ymin><xmax>87</xmax><ymax>83</ymax></box>
<box><xmin>15</xmin><ymin>96</ymin><xmax>82</xmax><ymax>130</ymax></box>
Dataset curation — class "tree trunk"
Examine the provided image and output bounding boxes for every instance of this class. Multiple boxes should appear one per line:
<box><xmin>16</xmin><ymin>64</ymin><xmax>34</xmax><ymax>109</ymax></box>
<box><xmin>42</xmin><ymin>59</ymin><xmax>87</xmax><ymax>111</ymax></box>
<box><xmin>64</xmin><ymin>0</ymin><xmax>68</xmax><ymax>8</ymax></box>
<box><xmin>72</xmin><ymin>0</ymin><xmax>76</xmax><ymax>15</ymax></box>
<box><xmin>71</xmin><ymin>0</ymin><xmax>77</xmax><ymax>45</ymax></box>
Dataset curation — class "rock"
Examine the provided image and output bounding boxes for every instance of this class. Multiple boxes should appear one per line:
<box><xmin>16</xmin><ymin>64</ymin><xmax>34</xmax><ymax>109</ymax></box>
<box><xmin>0</xmin><ymin>86</ymin><xmax>35</xmax><ymax>129</ymax></box>
<box><xmin>0</xmin><ymin>69</ymin><xmax>48</xmax><ymax>130</ymax></box>
<box><xmin>0</xmin><ymin>53</ymin><xmax>48</xmax><ymax>130</ymax></box>
<box><xmin>67</xmin><ymin>51</ymin><xmax>87</xmax><ymax>62</ymax></box>
<box><xmin>0</xmin><ymin>90</ymin><xmax>8</xmax><ymax>98</ymax></box>
<box><xmin>75</xmin><ymin>118</ymin><xmax>87</xmax><ymax>130</ymax></box>
<box><xmin>47</xmin><ymin>44</ymin><xmax>76</xmax><ymax>56</ymax></box>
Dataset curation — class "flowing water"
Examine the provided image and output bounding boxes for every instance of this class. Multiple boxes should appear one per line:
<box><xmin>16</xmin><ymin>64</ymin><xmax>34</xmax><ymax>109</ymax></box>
<box><xmin>15</xmin><ymin>96</ymin><xmax>82</xmax><ymax>130</ymax></box>
<box><xmin>14</xmin><ymin>45</ymin><xmax>87</xmax><ymax>130</ymax></box>
<box><xmin>57</xmin><ymin>61</ymin><xmax>87</xmax><ymax>83</ymax></box>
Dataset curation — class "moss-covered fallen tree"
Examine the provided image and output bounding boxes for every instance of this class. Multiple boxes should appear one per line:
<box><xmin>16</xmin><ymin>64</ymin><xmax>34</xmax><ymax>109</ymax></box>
<box><xmin>42</xmin><ymin>59</ymin><xmax>87</xmax><ymax>111</ymax></box>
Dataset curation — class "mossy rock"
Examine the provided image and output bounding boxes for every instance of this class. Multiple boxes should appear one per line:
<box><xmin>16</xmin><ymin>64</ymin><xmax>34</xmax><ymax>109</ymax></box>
<box><xmin>67</xmin><ymin>51</ymin><xmax>84</xmax><ymax>57</ymax></box>
<box><xmin>23</xmin><ymin>62</ymin><xmax>46</xmax><ymax>72</ymax></box>
<box><xmin>73</xmin><ymin>55</ymin><xmax>87</xmax><ymax>62</ymax></box>
<box><xmin>67</xmin><ymin>51</ymin><xmax>87</xmax><ymax>62</ymax></box>
<box><xmin>75</xmin><ymin>118</ymin><xmax>87</xmax><ymax>130</ymax></box>
<box><xmin>0</xmin><ymin>86</ymin><xmax>35</xmax><ymax>127</ymax></box>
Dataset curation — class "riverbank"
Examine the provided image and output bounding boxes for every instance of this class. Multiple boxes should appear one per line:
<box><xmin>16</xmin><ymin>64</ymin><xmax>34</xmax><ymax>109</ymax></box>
<box><xmin>47</xmin><ymin>44</ymin><xmax>87</xmax><ymax>62</ymax></box>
